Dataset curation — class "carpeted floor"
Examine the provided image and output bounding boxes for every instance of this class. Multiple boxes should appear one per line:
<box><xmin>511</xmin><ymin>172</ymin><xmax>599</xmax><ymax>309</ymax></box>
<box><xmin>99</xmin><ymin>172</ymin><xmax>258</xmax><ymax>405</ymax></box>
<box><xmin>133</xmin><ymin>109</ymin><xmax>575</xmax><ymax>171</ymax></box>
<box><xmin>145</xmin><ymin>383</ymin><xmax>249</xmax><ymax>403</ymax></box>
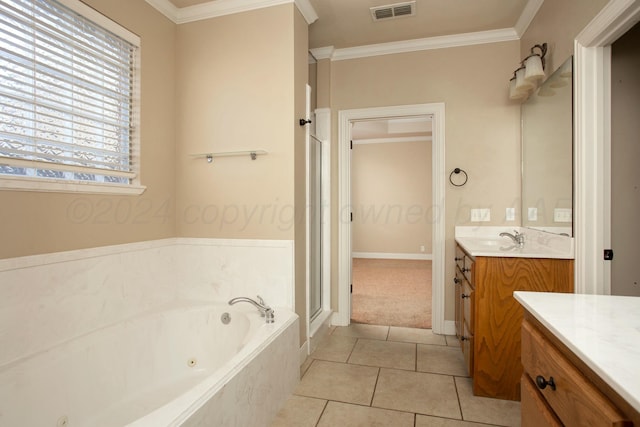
<box><xmin>351</xmin><ymin>258</ymin><xmax>432</xmax><ymax>329</ymax></box>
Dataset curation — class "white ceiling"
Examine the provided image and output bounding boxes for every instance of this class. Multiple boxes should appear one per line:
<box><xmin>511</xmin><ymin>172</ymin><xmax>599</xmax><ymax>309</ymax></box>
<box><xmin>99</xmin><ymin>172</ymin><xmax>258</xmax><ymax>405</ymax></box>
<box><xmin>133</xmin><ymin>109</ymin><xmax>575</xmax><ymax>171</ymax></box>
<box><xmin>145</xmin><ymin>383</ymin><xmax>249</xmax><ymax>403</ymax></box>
<box><xmin>164</xmin><ymin>0</ymin><xmax>538</xmax><ymax>49</ymax></box>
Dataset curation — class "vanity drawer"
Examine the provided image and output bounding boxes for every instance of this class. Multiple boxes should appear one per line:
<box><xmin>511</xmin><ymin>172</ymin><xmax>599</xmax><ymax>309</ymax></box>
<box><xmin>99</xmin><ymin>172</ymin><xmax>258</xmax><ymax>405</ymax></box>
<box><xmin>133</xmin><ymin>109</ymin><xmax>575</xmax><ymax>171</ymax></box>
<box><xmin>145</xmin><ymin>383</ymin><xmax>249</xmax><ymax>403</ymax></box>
<box><xmin>521</xmin><ymin>320</ymin><xmax>631</xmax><ymax>427</ymax></box>
<box><xmin>521</xmin><ymin>373</ymin><xmax>562</xmax><ymax>427</ymax></box>
<box><xmin>455</xmin><ymin>245</ymin><xmax>474</xmax><ymax>284</ymax></box>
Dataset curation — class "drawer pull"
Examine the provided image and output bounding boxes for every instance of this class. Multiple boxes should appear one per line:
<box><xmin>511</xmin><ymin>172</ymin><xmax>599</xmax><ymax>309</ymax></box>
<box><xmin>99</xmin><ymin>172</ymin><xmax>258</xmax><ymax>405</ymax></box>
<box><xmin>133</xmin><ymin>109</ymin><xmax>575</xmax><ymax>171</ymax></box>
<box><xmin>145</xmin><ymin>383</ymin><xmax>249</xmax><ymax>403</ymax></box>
<box><xmin>535</xmin><ymin>375</ymin><xmax>556</xmax><ymax>391</ymax></box>
<box><xmin>453</xmin><ymin>277</ymin><xmax>461</xmax><ymax>284</ymax></box>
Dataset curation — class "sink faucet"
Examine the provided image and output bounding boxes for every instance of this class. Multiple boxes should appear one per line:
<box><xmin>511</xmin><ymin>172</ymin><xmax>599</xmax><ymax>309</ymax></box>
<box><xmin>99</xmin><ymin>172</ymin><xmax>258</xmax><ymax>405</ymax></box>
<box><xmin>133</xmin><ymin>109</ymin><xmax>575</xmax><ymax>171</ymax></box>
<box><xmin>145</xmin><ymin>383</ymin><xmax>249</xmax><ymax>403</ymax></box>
<box><xmin>228</xmin><ymin>295</ymin><xmax>274</xmax><ymax>323</ymax></box>
<box><xmin>499</xmin><ymin>230</ymin><xmax>525</xmax><ymax>248</ymax></box>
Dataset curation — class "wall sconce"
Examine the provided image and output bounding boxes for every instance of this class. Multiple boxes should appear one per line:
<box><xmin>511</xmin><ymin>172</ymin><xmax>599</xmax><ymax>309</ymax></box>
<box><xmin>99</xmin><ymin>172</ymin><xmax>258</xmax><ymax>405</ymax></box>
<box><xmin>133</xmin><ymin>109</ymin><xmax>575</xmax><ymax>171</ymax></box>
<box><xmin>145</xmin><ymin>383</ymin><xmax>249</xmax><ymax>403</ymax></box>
<box><xmin>509</xmin><ymin>43</ymin><xmax>547</xmax><ymax>101</ymax></box>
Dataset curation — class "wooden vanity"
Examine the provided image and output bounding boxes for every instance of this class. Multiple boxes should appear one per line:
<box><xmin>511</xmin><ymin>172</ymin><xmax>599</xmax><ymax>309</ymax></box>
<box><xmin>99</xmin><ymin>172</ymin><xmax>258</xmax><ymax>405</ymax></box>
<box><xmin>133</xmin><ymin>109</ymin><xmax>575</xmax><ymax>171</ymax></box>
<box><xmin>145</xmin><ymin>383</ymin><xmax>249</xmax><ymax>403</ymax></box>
<box><xmin>454</xmin><ymin>242</ymin><xmax>573</xmax><ymax>401</ymax></box>
<box><xmin>516</xmin><ymin>292</ymin><xmax>640</xmax><ymax>426</ymax></box>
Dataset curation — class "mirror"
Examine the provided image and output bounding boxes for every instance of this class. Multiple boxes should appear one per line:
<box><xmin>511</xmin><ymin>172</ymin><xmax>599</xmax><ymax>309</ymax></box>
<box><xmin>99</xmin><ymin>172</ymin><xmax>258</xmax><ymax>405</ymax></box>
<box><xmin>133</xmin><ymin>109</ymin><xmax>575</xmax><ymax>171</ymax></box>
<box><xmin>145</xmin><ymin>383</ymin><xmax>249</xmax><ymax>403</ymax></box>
<box><xmin>521</xmin><ymin>57</ymin><xmax>573</xmax><ymax>236</ymax></box>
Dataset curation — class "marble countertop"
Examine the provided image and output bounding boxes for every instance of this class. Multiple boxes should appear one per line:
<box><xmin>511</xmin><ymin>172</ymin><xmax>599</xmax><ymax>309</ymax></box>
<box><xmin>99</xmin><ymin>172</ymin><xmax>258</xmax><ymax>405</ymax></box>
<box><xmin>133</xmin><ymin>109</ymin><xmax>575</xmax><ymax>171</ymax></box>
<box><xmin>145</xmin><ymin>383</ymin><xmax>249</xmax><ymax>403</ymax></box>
<box><xmin>455</xmin><ymin>226</ymin><xmax>574</xmax><ymax>259</ymax></box>
<box><xmin>514</xmin><ymin>291</ymin><xmax>640</xmax><ymax>413</ymax></box>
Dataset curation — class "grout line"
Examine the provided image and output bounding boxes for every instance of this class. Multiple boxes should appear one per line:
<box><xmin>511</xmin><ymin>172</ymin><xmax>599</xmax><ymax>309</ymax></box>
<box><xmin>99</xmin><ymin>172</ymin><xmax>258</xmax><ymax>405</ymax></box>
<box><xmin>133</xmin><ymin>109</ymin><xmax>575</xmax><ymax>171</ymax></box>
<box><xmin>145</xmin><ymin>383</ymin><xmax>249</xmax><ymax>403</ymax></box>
<box><xmin>314</xmin><ymin>400</ymin><xmax>329</xmax><ymax>427</ymax></box>
<box><xmin>452</xmin><ymin>375</ymin><xmax>464</xmax><ymax>421</ymax></box>
<box><xmin>369</xmin><ymin>367</ymin><xmax>381</xmax><ymax>407</ymax></box>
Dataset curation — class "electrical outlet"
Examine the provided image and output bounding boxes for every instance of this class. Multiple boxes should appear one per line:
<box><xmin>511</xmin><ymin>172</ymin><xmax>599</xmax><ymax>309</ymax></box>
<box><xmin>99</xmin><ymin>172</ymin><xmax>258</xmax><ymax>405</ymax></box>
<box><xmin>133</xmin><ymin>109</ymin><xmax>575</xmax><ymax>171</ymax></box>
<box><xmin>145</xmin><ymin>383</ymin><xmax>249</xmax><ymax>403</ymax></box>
<box><xmin>505</xmin><ymin>207</ymin><xmax>516</xmax><ymax>221</ymax></box>
<box><xmin>470</xmin><ymin>208</ymin><xmax>491</xmax><ymax>222</ymax></box>
<box><xmin>420</xmin><ymin>245</ymin><xmax>425</xmax><ymax>252</ymax></box>
<box><xmin>528</xmin><ymin>207</ymin><xmax>538</xmax><ymax>221</ymax></box>
<box><xmin>554</xmin><ymin>208</ymin><xmax>572</xmax><ymax>223</ymax></box>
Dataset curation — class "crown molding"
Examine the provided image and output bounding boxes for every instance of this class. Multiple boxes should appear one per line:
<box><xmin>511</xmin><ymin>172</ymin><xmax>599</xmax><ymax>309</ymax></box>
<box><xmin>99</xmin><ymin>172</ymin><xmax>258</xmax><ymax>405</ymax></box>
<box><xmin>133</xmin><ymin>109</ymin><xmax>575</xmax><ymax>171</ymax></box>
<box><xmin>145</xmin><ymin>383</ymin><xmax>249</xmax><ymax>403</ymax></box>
<box><xmin>514</xmin><ymin>0</ymin><xmax>544</xmax><ymax>37</ymax></box>
<box><xmin>145</xmin><ymin>0</ymin><xmax>179</xmax><ymax>22</ymax></box>
<box><xmin>327</xmin><ymin>28</ymin><xmax>519</xmax><ymax>61</ymax></box>
<box><xmin>310</xmin><ymin>46</ymin><xmax>335</xmax><ymax>60</ymax></box>
<box><xmin>145</xmin><ymin>0</ymin><xmax>317</xmax><ymax>24</ymax></box>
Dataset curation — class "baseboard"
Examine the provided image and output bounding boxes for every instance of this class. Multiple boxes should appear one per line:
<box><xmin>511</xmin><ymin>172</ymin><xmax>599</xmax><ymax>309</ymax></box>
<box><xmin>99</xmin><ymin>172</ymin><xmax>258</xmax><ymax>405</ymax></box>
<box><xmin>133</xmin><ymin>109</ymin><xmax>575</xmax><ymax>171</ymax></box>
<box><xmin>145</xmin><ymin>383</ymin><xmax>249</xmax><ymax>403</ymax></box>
<box><xmin>299</xmin><ymin>340</ymin><xmax>309</xmax><ymax>366</ymax></box>
<box><xmin>353</xmin><ymin>251</ymin><xmax>433</xmax><ymax>260</ymax></box>
<box><xmin>442</xmin><ymin>320</ymin><xmax>456</xmax><ymax>336</ymax></box>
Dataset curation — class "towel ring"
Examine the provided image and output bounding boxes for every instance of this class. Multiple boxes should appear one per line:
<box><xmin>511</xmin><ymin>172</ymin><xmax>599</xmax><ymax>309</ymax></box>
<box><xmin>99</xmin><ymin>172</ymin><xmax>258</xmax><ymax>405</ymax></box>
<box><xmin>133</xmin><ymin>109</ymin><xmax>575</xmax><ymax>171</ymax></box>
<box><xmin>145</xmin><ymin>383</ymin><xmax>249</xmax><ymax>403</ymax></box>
<box><xmin>449</xmin><ymin>168</ymin><xmax>468</xmax><ymax>187</ymax></box>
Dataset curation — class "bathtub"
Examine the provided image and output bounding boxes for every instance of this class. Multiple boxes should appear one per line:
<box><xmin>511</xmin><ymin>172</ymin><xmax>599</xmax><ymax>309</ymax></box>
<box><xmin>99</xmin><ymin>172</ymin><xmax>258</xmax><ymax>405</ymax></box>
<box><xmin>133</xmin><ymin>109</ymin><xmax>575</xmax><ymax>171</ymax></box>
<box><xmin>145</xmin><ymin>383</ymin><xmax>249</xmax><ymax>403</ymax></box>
<box><xmin>0</xmin><ymin>302</ymin><xmax>299</xmax><ymax>426</ymax></box>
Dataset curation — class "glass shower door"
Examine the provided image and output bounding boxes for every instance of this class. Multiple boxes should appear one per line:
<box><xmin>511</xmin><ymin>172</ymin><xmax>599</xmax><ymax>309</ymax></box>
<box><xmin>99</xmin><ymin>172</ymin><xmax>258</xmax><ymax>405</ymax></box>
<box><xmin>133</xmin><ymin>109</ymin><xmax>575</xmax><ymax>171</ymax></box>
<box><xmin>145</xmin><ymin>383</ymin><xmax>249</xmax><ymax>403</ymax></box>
<box><xmin>309</xmin><ymin>134</ymin><xmax>322</xmax><ymax>320</ymax></box>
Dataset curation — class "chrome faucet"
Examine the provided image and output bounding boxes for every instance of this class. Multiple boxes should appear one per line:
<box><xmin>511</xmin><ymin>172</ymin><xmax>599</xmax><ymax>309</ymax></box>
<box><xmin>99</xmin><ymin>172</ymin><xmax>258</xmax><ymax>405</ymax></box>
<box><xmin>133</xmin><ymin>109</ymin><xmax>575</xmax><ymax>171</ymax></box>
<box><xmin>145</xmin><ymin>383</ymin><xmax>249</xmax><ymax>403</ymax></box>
<box><xmin>228</xmin><ymin>295</ymin><xmax>275</xmax><ymax>323</ymax></box>
<box><xmin>499</xmin><ymin>230</ymin><xmax>525</xmax><ymax>248</ymax></box>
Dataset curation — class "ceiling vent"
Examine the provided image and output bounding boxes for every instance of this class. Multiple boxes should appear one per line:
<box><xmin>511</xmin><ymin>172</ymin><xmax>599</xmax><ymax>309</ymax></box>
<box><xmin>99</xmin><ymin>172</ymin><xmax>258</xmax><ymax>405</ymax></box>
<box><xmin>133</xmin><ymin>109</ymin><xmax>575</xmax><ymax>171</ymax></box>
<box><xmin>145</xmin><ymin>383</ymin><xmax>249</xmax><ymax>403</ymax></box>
<box><xmin>370</xmin><ymin>1</ymin><xmax>416</xmax><ymax>21</ymax></box>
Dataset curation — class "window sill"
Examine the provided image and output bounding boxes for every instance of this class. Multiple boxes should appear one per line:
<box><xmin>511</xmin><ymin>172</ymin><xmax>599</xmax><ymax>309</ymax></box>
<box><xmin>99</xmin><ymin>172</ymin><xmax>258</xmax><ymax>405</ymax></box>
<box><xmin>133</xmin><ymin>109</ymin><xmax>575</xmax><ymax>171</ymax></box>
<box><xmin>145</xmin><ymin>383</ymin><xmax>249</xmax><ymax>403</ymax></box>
<box><xmin>0</xmin><ymin>176</ymin><xmax>146</xmax><ymax>195</ymax></box>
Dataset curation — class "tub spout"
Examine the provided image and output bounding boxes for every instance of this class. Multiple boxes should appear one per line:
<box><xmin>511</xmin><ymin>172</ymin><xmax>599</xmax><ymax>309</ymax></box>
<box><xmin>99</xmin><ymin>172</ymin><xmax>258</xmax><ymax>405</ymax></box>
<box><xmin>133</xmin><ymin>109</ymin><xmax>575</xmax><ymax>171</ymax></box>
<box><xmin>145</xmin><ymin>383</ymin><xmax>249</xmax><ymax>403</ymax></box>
<box><xmin>228</xmin><ymin>296</ymin><xmax>275</xmax><ymax>323</ymax></box>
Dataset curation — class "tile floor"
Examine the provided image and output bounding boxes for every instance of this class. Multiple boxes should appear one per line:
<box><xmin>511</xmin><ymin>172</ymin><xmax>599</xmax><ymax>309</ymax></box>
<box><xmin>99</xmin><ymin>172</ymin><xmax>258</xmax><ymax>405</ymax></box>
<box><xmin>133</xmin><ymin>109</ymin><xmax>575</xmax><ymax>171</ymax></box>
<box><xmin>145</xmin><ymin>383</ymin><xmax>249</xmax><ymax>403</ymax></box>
<box><xmin>271</xmin><ymin>324</ymin><xmax>521</xmax><ymax>427</ymax></box>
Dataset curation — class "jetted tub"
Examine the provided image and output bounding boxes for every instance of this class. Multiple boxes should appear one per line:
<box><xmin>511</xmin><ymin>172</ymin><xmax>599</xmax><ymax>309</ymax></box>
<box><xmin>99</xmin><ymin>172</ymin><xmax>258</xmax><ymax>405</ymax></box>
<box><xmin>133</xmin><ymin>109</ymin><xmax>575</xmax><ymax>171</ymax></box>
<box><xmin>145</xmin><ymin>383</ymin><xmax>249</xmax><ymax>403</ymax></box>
<box><xmin>0</xmin><ymin>302</ymin><xmax>299</xmax><ymax>426</ymax></box>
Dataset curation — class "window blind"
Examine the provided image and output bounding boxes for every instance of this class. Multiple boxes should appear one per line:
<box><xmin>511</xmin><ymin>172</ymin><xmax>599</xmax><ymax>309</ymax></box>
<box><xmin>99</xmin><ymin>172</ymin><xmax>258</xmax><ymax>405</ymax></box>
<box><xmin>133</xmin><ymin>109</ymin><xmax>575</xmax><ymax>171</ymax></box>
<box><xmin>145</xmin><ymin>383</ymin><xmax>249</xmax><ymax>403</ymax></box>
<box><xmin>0</xmin><ymin>0</ymin><xmax>138</xmax><ymax>184</ymax></box>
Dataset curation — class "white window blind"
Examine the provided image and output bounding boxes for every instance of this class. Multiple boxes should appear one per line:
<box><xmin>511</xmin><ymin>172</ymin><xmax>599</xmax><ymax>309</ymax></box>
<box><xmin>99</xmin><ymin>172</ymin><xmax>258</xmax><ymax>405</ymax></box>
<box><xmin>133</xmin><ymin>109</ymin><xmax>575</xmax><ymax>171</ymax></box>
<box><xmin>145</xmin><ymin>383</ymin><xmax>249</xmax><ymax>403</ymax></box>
<box><xmin>0</xmin><ymin>0</ymin><xmax>139</xmax><ymax>185</ymax></box>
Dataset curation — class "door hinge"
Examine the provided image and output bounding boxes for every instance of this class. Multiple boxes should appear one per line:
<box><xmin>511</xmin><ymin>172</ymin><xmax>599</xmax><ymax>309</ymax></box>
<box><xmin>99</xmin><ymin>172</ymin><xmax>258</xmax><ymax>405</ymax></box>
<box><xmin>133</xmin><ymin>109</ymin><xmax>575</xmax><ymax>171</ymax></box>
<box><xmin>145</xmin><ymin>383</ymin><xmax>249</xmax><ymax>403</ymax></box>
<box><xmin>604</xmin><ymin>249</ymin><xmax>614</xmax><ymax>261</ymax></box>
<box><xmin>350</xmin><ymin>284</ymin><xmax>353</xmax><ymax>293</ymax></box>
<box><xmin>350</xmin><ymin>140</ymin><xmax>353</xmax><ymax>149</ymax></box>
<box><xmin>350</xmin><ymin>212</ymin><xmax>353</xmax><ymax>222</ymax></box>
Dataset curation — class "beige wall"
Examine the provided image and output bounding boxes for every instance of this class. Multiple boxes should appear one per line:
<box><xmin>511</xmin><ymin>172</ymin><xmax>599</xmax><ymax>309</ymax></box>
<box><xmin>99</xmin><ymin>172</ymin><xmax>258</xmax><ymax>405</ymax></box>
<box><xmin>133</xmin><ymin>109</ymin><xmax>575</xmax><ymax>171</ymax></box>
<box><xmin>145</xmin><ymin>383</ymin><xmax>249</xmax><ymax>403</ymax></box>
<box><xmin>174</xmin><ymin>4</ymin><xmax>308</xmax><ymax>341</ymax></box>
<box><xmin>294</xmin><ymin>8</ymin><xmax>310</xmax><ymax>341</ymax></box>
<box><xmin>328</xmin><ymin>42</ymin><xmax>523</xmax><ymax>320</ymax></box>
<box><xmin>0</xmin><ymin>0</ymin><xmax>176</xmax><ymax>259</ymax></box>
<box><xmin>520</xmin><ymin>0</ymin><xmax>609</xmax><ymax>72</ymax></box>
<box><xmin>352</xmin><ymin>141</ymin><xmax>432</xmax><ymax>255</ymax></box>
<box><xmin>175</xmin><ymin>5</ymin><xmax>296</xmax><ymax>241</ymax></box>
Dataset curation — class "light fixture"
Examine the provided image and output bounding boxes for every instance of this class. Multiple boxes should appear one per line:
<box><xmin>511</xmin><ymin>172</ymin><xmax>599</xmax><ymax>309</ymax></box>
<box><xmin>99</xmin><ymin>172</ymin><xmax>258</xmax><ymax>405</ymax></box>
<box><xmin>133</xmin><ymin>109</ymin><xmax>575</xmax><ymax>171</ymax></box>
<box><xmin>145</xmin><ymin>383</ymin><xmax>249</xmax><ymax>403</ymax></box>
<box><xmin>508</xmin><ymin>43</ymin><xmax>548</xmax><ymax>101</ymax></box>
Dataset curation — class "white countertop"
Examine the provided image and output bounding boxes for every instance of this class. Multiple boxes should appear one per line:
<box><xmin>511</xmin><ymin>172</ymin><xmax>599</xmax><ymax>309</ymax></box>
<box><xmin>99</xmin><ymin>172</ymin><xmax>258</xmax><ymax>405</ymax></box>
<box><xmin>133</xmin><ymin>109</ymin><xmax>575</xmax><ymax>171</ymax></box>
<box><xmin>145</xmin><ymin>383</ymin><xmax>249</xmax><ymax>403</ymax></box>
<box><xmin>514</xmin><ymin>291</ymin><xmax>640</xmax><ymax>413</ymax></box>
<box><xmin>455</xmin><ymin>226</ymin><xmax>574</xmax><ymax>259</ymax></box>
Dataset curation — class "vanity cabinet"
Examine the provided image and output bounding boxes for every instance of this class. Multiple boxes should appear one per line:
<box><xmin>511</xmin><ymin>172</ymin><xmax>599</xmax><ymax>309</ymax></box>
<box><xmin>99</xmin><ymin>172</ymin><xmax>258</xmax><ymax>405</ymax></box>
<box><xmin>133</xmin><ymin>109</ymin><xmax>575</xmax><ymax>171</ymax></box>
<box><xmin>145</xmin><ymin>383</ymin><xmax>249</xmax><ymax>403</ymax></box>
<box><xmin>520</xmin><ymin>314</ymin><xmax>636</xmax><ymax>426</ymax></box>
<box><xmin>454</xmin><ymin>243</ymin><xmax>573</xmax><ymax>401</ymax></box>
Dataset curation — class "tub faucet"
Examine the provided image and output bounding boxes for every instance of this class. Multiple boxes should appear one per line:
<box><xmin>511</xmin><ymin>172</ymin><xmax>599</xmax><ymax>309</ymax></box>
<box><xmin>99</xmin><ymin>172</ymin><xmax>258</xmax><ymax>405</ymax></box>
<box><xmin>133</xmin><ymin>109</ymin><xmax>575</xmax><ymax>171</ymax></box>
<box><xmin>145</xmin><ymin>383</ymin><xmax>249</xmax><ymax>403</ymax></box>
<box><xmin>228</xmin><ymin>296</ymin><xmax>275</xmax><ymax>323</ymax></box>
<box><xmin>499</xmin><ymin>230</ymin><xmax>525</xmax><ymax>248</ymax></box>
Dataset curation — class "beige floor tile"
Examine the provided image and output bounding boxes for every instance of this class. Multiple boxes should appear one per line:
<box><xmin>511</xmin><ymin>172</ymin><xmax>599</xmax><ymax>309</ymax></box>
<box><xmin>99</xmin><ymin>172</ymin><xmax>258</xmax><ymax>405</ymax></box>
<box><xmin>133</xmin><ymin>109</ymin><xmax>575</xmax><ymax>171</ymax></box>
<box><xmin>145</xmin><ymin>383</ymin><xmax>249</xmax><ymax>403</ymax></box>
<box><xmin>270</xmin><ymin>395</ymin><xmax>327</xmax><ymax>427</ymax></box>
<box><xmin>311</xmin><ymin>334</ymin><xmax>358</xmax><ymax>363</ymax></box>
<box><xmin>455</xmin><ymin>377</ymin><xmax>521</xmax><ymax>427</ymax></box>
<box><xmin>388</xmin><ymin>327</ymin><xmax>448</xmax><ymax>345</ymax></box>
<box><xmin>332</xmin><ymin>323</ymin><xmax>389</xmax><ymax>340</ymax></box>
<box><xmin>417</xmin><ymin>344</ymin><xmax>468</xmax><ymax>376</ymax></box>
<box><xmin>416</xmin><ymin>414</ymin><xmax>492</xmax><ymax>427</ymax></box>
<box><xmin>317</xmin><ymin>401</ymin><xmax>414</xmax><ymax>427</ymax></box>
<box><xmin>348</xmin><ymin>338</ymin><xmax>416</xmax><ymax>370</ymax></box>
<box><xmin>372</xmin><ymin>368</ymin><xmax>462</xmax><ymax>419</ymax></box>
<box><xmin>295</xmin><ymin>360</ymin><xmax>379</xmax><ymax>405</ymax></box>
<box><xmin>445</xmin><ymin>335</ymin><xmax>460</xmax><ymax>347</ymax></box>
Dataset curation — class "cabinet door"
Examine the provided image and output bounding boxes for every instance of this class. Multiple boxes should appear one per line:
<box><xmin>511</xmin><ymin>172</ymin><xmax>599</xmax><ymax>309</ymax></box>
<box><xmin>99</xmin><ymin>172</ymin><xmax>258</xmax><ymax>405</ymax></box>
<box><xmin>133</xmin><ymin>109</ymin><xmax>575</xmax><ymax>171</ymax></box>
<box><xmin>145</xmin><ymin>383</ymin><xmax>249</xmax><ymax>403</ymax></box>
<box><xmin>462</xmin><ymin>278</ymin><xmax>474</xmax><ymax>334</ymax></box>
<box><xmin>454</xmin><ymin>269</ymin><xmax>464</xmax><ymax>345</ymax></box>
<box><xmin>462</xmin><ymin>321</ymin><xmax>473</xmax><ymax>377</ymax></box>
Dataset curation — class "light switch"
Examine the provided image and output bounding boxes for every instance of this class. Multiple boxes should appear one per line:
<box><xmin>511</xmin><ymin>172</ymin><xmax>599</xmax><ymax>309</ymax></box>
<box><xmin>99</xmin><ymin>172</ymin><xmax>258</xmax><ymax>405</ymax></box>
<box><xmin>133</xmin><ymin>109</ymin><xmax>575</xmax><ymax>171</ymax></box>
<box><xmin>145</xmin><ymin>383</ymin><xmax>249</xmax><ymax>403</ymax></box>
<box><xmin>528</xmin><ymin>207</ymin><xmax>538</xmax><ymax>221</ymax></box>
<box><xmin>505</xmin><ymin>207</ymin><xmax>516</xmax><ymax>221</ymax></box>
<box><xmin>471</xmin><ymin>208</ymin><xmax>491</xmax><ymax>222</ymax></box>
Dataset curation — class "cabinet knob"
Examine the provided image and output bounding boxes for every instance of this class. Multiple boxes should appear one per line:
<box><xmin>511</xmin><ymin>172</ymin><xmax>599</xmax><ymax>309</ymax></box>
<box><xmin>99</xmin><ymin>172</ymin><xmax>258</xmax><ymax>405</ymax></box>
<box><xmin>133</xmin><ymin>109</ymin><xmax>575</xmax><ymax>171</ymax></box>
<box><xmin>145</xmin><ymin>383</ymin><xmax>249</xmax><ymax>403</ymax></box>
<box><xmin>455</xmin><ymin>257</ymin><xmax>462</xmax><ymax>261</ymax></box>
<box><xmin>460</xmin><ymin>336</ymin><xmax>467</xmax><ymax>341</ymax></box>
<box><xmin>461</xmin><ymin>294</ymin><xmax>470</xmax><ymax>299</ymax></box>
<box><xmin>453</xmin><ymin>277</ymin><xmax>461</xmax><ymax>284</ymax></box>
<box><xmin>462</xmin><ymin>267</ymin><xmax>470</xmax><ymax>273</ymax></box>
<box><xmin>535</xmin><ymin>375</ymin><xmax>556</xmax><ymax>391</ymax></box>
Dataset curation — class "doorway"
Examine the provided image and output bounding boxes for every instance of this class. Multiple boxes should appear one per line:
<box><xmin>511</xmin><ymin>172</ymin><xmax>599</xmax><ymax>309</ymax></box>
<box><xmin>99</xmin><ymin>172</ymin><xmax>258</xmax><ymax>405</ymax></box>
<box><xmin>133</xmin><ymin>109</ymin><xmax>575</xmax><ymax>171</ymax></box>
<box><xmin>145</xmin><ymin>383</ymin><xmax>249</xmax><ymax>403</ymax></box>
<box><xmin>350</xmin><ymin>118</ymin><xmax>433</xmax><ymax>328</ymax></box>
<box><xmin>336</xmin><ymin>103</ymin><xmax>447</xmax><ymax>334</ymax></box>
<box><xmin>574</xmin><ymin>0</ymin><xmax>640</xmax><ymax>295</ymax></box>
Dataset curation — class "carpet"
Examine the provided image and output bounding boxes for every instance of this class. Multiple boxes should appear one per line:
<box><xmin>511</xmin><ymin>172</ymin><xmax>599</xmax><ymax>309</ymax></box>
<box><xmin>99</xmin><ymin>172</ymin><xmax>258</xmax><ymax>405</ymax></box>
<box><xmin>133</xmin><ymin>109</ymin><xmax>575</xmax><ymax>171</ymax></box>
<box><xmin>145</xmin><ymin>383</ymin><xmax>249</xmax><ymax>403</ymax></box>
<box><xmin>351</xmin><ymin>258</ymin><xmax>432</xmax><ymax>329</ymax></box>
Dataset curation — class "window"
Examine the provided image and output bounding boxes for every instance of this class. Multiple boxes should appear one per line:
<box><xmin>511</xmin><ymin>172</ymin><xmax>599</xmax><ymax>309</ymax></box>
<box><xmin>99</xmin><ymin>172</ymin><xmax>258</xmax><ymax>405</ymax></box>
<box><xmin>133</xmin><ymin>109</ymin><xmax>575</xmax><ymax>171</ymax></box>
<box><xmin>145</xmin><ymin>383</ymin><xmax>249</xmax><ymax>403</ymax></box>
<box><xmin>0</xmin><ymin>0</ymin><xmax>142</xmax><ymax>194</ymax></box>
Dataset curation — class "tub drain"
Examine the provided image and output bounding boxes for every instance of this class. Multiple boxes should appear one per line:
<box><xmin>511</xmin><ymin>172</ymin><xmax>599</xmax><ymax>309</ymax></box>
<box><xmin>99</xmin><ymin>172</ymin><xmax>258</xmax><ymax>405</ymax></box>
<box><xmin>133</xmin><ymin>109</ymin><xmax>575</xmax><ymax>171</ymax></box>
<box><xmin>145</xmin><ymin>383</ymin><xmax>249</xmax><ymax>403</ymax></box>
<box><xmin>187</xmin><ymin>358</ymin><xmax>197</xmax><ymax>368</ymax></box>
<box><xmin>221</xmin><ymin>312</ymin><xmax>231</xmax><ymax>325</ymax></box>
<box><xmin>57</xmin><ymin>415</ymin><xmax>69</xmax><ymax>427</ymax></box>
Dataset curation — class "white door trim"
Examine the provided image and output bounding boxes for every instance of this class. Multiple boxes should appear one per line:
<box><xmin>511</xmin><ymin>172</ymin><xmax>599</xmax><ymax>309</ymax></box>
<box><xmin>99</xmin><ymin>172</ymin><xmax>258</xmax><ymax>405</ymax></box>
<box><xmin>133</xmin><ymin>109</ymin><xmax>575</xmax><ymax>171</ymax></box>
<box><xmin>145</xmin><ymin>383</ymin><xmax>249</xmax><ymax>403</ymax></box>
<box><xmin>574</xmin><ymin>0</ymin><xmax>640</xmax><ymax>294</ymax></box>
<box><xmin>335</xmin><ymin>103</ymin><xmax>446</xmax><ymax>334</ymax></box>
